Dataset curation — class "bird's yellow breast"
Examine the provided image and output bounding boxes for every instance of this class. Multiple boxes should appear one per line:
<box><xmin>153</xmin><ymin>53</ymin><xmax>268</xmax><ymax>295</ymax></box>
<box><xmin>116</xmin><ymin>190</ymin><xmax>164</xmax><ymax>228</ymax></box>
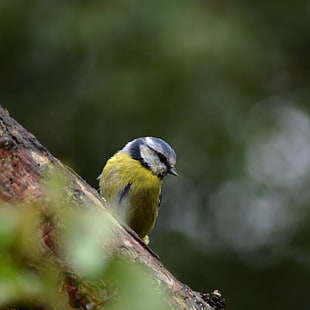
<box><xmin>99</xmin><ymin>151</ymin><xmax>162</xmax><ymax>239</ymax></box>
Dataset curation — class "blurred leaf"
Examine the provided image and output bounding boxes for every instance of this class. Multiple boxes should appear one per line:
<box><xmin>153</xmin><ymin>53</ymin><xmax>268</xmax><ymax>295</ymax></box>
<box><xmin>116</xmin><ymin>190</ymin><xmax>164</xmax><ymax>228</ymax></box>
<box><xmin>104</xmin><ymin>260</ymin><xmax>170</xmax><ymax>310</ymax></box>
<box><xmin>0</xmin><ymin>206</ymin><xmax>19</xmax><ymax>249</ymax></box>
<box><xmin>64</xmin><ymin>210</ymin><xmax>112</xmax><ymax>278</ymax></box>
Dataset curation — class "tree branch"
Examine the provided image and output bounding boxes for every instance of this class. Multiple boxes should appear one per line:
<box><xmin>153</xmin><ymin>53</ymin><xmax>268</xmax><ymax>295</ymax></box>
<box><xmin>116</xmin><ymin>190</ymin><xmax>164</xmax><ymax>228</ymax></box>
<box><xmin>0</xmin><ymin>105</ymin><xmax>225</xmax><ymax>310</ymax></box>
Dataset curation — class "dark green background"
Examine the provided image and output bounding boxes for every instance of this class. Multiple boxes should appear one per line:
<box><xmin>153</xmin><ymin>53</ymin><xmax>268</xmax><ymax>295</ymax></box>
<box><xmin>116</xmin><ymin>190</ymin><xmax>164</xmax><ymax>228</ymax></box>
<box><xmin>1</xmin><ymin>1</ymin><xmax>310</xmax><ymax>309</ymax></box>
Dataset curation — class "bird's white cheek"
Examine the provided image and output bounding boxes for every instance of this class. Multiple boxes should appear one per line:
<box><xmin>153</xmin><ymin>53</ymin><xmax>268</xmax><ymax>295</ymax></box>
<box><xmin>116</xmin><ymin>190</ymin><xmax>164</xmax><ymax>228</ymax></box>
<box><xmin>140</xmin><ymin>145</ymin><xmax>155</xmax><ymax>164</ymax></box>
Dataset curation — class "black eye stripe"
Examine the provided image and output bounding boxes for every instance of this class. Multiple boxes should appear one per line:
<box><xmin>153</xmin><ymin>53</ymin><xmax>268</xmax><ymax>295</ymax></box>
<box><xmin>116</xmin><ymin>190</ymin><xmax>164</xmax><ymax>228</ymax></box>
<box><xmin>158</xmin><ymin>153</ymin><xmax>166</xmax><ymax>162</ymax></box>
<box><xmin>155</xmin><ymin>151</ymin><xmax>170</xmax><ymax>168</ymax></box>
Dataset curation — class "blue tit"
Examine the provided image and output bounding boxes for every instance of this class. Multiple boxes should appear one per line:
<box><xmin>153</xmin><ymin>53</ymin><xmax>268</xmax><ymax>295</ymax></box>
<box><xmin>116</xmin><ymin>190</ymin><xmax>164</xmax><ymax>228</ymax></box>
<box><xmin>98</xmin><ymin>137</ymin><xmax>177</xmax><ymax>244</ymax></box>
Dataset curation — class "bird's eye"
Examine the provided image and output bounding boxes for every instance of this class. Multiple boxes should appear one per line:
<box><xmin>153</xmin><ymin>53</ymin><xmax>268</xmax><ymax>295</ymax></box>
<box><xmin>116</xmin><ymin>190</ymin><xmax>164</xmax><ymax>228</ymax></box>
<box><xmin>157</xmin><ymin>153</ymin><xmax>167</xmax><ymax>163</ymax></box>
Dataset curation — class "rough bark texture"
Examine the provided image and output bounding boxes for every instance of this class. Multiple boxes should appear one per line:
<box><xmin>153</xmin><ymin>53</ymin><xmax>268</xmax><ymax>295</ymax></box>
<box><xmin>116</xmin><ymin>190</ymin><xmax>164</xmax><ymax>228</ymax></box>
<box><xmin>0</xmin><ymin>105</ymin><xmax>225</xmax><ymax>310</ymax></box>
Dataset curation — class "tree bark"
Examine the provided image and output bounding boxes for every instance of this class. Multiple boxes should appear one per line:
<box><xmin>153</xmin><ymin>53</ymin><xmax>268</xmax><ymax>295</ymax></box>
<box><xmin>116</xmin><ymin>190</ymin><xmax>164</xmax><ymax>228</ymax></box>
<box><xmin>0</xmin><ymin>105</ymin><xmax>225</xmax><ymax>310</ymax></box>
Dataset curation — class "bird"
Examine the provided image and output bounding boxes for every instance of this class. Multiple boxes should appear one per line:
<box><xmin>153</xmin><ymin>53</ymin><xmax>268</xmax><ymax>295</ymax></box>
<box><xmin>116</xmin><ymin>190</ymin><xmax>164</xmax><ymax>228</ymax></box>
<box><xmin>98</xmin><ymin>137</ymin><xmax>177</xmax><ymax>244</ymax></box>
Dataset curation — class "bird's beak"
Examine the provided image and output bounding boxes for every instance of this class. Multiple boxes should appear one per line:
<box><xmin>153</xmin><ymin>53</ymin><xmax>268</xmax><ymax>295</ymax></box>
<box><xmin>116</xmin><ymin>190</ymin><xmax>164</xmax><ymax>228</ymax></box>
<box><xmin>169</xmin><ymin>166</ymin><xmax>178</xmax><ymax>176</ymax></box>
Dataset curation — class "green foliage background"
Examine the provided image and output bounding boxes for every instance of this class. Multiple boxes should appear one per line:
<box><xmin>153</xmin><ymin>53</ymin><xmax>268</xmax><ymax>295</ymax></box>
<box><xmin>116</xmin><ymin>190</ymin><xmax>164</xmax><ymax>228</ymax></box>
<box><xmin>1</xmin><ymin>0</ymin><xmax>310</xmax><ymax>309</ymax></box>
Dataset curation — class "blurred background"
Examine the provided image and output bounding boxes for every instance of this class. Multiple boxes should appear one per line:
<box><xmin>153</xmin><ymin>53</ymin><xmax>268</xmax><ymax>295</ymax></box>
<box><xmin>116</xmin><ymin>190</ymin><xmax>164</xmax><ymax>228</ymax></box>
<box><xmin>1</xmin><ymin>0</ymin><xmax>309</xmax><ymax>309</ymax></box>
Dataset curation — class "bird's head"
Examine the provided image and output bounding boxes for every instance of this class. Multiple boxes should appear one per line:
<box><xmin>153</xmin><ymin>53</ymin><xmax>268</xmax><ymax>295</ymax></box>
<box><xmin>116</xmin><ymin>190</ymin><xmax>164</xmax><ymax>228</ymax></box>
<box><xmin>122</xmin><ymin>137</ymin><xmax>177</xmax><ymax>179</ymax></box>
